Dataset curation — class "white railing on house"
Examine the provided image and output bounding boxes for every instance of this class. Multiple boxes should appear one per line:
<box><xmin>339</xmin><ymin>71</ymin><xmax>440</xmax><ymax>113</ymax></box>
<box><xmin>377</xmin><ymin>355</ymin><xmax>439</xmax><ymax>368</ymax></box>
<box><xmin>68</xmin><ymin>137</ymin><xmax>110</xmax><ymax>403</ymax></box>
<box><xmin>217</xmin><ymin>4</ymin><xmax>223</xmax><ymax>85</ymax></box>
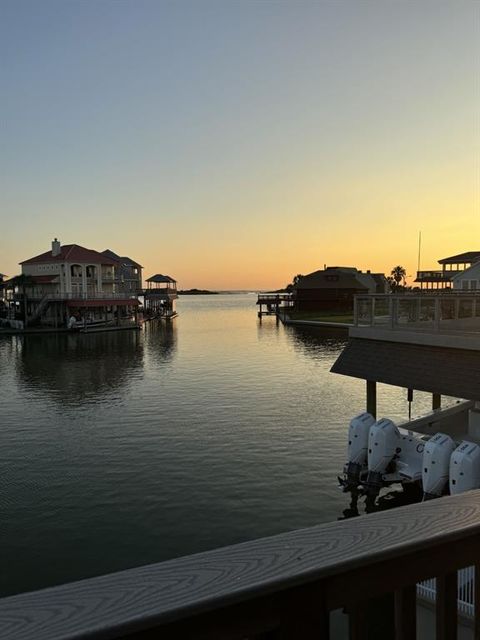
<box><xmin>417</xmin><ymin>566</ymin><xmax>475</xmax><ymax>618</ymax></box>
<box><xmin>354</xmin><ymin>292</ymin><xmax>480</xmax><ymax>333</ymax></box>
<box><xmin>41</xmin><ymin>292</ymin><xmax>139</xmax><ymax>301</ymax></box>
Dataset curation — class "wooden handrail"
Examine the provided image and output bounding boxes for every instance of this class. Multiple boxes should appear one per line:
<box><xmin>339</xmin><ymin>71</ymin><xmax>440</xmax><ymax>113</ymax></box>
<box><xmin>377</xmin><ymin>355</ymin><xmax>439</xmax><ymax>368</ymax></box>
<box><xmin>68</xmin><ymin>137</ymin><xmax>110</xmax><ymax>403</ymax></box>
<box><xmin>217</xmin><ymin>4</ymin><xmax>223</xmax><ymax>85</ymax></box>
<box><xmin>2</xmin><ymin>491</ymin><xmax>480</xmax><ymax>638</ymax></box>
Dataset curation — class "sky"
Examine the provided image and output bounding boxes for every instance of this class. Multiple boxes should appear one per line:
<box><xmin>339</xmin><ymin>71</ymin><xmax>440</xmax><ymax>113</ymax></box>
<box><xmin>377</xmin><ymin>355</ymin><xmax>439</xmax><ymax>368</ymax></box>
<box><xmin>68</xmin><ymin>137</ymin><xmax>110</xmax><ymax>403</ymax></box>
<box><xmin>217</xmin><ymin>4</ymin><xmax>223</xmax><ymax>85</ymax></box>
<box><xmin>1</xmin><ymin>0</ymin><xmax>479</xmax><ymax>289</ymax></box>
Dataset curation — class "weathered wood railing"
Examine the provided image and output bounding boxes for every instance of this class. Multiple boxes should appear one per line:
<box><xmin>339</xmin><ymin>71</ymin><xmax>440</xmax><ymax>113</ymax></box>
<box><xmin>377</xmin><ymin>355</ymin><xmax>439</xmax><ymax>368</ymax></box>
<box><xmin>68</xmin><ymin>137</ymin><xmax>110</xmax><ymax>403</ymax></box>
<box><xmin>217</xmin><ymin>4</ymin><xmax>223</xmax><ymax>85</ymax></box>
<box><xmin>2</xmin><ymin>491</ymin><xmax>480</xmax><ymax>639</ymax></box>
<box><xmin>257</xmin><ymin>293</ymin><xmax>293</xmax><ymax>304</ymax></box>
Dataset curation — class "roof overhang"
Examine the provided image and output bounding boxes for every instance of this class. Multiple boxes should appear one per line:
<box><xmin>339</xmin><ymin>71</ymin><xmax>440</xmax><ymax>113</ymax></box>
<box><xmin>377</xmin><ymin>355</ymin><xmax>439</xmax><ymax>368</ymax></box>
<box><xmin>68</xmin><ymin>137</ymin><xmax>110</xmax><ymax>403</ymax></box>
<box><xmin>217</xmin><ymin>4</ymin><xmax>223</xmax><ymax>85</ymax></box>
<box><xmin>331</xmin><ymin>338</ymin><xmax>480</xmax><ymax>400</ymax></box>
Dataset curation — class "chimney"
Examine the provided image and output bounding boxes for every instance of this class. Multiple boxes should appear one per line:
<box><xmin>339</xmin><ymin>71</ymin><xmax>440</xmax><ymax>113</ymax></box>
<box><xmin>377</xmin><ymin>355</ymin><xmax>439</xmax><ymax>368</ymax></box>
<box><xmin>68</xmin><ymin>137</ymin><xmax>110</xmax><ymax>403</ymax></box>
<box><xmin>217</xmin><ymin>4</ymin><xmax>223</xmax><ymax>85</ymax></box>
<box><xmin>52</xmin><ymin>238</ymin><xmax>61</xmax><ymax>257</ymax></box>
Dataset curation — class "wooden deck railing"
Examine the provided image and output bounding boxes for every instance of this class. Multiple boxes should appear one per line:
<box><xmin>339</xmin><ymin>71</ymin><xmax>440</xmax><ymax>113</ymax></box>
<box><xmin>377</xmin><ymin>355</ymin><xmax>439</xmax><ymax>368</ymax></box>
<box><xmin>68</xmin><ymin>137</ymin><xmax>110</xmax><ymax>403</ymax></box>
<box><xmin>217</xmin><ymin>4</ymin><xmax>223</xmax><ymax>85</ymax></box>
<box><xmin>257</xmin><ymin>293</ymin><xmax>293</xmax><ymax>303</ymax></box>
<box><xmin>2</xmin><ymin>490</ymin><xmax>480</xmax><ymax>639</ymax></box>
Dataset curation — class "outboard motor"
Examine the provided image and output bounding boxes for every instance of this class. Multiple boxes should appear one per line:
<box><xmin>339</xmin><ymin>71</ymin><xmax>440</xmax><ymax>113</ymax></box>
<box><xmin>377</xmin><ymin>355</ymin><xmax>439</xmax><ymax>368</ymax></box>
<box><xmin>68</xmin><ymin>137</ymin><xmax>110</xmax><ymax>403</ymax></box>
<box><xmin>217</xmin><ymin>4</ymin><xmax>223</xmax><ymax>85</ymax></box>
<box><xmin>344</xmin><ymin>412</ymin><xmax>376</xmax><ymax>486</ymax></box>
<box><xmin>422</xmin><ymin>433</ymin><xmax>456</xmax><ymax>500</ymax></box>
<box><xmin>364</xmin><ymin>418</ymin><xmax>401</xmax><ymax>507</ymax></box>
<box><xmin>450</xmin><ymin>441</ymin><xmax>480</xmax><ymax>494</ymax></box>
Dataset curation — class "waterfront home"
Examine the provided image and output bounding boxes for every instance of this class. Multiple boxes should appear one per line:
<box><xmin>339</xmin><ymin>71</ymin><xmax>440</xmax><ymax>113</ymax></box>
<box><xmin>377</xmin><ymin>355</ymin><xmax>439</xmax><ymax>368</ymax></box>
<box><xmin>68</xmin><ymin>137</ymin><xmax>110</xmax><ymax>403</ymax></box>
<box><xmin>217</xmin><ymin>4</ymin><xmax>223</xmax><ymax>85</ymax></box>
<box><xmin>101</xmin><ymin>249</ymin><xmax>143</xmax><ymax>294</ymax></box>
<box><xmin>144</xmin><ymin>274</ymin><xmax>178</xmax><ymax>318</ymax></box>
<box><xmin>415</xmin><ymin>250</ymin><xmax>480</xmax><ymax>290</ymax></box>
<box><xmin>293</xmin><ymin>266</ymin><xmax>388</xmax><ymax>312</ymax></box>
<box><xmin>3</xmin><ymin>239</ymin><xmax>140</xmax><ymax>329</ymax></box>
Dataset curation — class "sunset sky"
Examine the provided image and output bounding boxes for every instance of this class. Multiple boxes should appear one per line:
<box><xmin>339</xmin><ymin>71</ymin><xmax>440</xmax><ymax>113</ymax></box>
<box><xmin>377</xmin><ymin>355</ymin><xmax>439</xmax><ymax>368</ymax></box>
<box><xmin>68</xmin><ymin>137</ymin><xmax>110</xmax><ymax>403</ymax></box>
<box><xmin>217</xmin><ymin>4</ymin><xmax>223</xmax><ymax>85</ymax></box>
<box><xmin>1</xmin><ymin>0</ymin><xmax>479</xmax><ymax>289</ymax></box>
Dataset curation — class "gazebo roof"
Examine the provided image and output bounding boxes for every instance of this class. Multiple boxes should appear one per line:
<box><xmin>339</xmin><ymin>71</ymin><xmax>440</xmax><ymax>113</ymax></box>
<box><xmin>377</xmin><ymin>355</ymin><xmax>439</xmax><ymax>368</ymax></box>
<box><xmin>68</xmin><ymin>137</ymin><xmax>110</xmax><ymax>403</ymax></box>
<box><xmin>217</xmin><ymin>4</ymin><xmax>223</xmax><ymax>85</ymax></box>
<box><xmin>146</xmin><ymin>274</ymin><xmax>176</xmax><ymax>284</ymax></box>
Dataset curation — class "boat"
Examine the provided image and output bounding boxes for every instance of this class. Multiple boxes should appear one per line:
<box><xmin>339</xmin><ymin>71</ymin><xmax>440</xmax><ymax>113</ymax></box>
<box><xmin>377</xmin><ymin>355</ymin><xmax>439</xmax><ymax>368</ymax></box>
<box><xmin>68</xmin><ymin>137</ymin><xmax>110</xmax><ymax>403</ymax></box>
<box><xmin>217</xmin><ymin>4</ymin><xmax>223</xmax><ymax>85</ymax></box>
<box><xmin>339</xmin><ymin>403</ymin><xmax>480</xmax><ymax>512</ymax></box>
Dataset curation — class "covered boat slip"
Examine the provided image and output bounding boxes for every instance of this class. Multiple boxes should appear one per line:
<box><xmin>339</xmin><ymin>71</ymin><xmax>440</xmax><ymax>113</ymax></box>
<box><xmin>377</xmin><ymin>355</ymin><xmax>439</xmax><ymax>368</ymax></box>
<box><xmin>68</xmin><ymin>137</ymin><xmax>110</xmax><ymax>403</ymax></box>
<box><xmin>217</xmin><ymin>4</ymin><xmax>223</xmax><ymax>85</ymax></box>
<box><xmin>332</xmin><ymin>292</ymin><xmax>480</xmax><ymax>442</ymax></box>
<box><xmin>331</xmin><ymin>338</ymin><xmax>480</xmax><ymax>402</ymax></box>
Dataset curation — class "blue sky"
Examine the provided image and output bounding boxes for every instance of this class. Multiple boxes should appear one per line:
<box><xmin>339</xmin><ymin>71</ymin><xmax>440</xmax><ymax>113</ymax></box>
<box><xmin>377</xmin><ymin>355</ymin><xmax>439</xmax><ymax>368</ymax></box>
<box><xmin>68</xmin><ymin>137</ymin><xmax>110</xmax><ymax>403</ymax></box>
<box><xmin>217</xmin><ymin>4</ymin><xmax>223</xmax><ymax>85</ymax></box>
<box><xmin>1</xmin><ymin>0</ymin><xmax>479</xmax><ymax>288</ymax></box>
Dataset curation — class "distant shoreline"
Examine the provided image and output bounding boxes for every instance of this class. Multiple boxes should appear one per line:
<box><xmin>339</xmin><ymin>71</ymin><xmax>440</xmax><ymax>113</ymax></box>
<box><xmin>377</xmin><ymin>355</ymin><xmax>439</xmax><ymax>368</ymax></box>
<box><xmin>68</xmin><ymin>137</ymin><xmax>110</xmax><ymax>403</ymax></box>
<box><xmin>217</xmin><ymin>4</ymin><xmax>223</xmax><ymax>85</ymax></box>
<box><xmin>178</xmin><ymin>289</ymin><xmax>219</xmax><ymax>295</ymax></box>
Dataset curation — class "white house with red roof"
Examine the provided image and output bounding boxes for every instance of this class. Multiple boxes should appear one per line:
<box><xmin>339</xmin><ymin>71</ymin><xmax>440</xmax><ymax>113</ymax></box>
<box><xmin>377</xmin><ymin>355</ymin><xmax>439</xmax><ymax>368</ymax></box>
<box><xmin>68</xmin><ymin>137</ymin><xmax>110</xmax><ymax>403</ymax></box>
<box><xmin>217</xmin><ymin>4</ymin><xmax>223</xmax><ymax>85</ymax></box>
<box><xmin>20</xmin><ymin>239</ymin><xmax>118</xmax><ymax>298</ymax></box>
<box><xmin>4</xmin><ymin>239</ymin><xmax>141</xmax><ymax>329</ymax></box>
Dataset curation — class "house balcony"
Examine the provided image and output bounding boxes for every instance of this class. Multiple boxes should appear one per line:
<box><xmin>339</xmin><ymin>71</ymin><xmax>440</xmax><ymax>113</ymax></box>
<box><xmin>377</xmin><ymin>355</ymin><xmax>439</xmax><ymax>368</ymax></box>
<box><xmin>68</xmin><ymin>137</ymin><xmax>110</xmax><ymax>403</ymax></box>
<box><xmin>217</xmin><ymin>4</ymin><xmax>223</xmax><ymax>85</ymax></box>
<box><xmin>1</xmin><ymin>490</ymin><xmax>480</xmax><ymax>638</ymax></box>
<box><xmin>415</xmin><ymin>270</ymin><xmax>461</xmax><ymax>283</ymax></box>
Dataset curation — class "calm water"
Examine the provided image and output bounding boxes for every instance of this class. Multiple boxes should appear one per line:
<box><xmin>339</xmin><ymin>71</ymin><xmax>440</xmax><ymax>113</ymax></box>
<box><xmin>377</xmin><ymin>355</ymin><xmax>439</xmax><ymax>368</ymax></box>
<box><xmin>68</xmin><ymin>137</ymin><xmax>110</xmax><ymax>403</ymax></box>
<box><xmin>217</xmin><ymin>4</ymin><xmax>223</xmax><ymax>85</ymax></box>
<box><xmin>1</xmin><ymin>294</ymin><xmax>437</xmax><ymax>596</ymax></box>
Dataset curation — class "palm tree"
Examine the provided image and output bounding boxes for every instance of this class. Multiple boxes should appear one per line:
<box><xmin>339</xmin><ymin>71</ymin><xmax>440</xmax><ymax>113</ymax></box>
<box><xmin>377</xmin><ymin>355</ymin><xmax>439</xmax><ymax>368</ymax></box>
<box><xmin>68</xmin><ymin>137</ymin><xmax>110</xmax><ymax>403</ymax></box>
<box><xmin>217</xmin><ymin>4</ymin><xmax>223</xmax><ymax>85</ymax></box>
<box><xmin>390</xmin><ymin>266</ymin><xmax>407</xmax><ymax>288</ymax></box>
<box><xmin>284</xmin><ymin>274</ymin><xmax>304</xmax><ymax>292</ymax></box>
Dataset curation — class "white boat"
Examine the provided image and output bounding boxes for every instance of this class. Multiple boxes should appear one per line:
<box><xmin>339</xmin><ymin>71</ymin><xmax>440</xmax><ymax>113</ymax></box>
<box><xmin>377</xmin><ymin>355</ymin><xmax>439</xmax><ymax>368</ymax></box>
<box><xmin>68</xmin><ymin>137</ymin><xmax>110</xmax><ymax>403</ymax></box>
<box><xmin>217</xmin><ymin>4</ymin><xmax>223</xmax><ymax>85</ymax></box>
<box><xmin>339</xmin><ymin>401</ymin><xmax>480</xmax><ymax>512</ymax></box>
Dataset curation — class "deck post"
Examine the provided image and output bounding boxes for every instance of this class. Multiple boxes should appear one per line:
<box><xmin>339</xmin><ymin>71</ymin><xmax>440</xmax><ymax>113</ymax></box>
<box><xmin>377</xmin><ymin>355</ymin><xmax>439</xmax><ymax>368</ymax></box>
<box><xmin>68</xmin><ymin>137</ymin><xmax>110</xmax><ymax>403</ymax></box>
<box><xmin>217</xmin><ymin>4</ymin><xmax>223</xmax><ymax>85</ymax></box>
<box><xmin>432</xmin><ymin>393</ymin><xmax>441</xmax><ymax>410</ymax></box>
<box><xmin>434</xmin><ymin>298</ymin><xmax>441</xmax><ymax>331</ymax></box>
<box><xmin>394</xmin><ymin>585</ymin><xmax>416</xmax><ymax>640</ymax></box>
<box><xmin>390</xmin><ymin>298</ymin><xmax>396</xmax><ymax>329</ymax></box>
<box><xmin>436</xmin><ymin>572</ymin><xmax>458</xmax><ymax>640</ymax></box>
<box><xmin>366</xmin><ymin>380</ymin><xmax>377</xmax><ymax>418</ymax></box>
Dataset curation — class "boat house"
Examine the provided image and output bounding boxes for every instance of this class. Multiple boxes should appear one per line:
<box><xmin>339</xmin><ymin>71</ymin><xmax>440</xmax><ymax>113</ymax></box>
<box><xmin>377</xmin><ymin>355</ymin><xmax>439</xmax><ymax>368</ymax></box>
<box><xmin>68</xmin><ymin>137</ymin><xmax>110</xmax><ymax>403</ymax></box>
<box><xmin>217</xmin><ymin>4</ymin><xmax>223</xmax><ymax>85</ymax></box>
<box><xmin>143</xmin><ymin>274</ymin><xmax>178</xmax><ymax>318</ymax></box>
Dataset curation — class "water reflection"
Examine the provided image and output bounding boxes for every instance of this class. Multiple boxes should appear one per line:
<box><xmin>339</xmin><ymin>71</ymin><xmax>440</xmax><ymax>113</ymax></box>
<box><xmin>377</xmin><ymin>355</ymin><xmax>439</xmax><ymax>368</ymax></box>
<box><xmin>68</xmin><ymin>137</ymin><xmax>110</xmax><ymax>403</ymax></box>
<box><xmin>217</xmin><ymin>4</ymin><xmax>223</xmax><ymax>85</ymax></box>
<box><xmin>15</xmin><ymin>330</ymin><xmax>145</xmax><ymax>404</ymax></box>
<box><xmin>2</xmin><ymin>295</ymin><xmax>440</xmax><ymax>598</ymax></box>
<box><xmin>143</xmin><ymin>321</ymin><xmax>177</xmax><ymax>366</ymax></box>
<box><xmin>285</xmin><ymin>325</ymin><xmax>348</xmax><ymax>358</ymax></box>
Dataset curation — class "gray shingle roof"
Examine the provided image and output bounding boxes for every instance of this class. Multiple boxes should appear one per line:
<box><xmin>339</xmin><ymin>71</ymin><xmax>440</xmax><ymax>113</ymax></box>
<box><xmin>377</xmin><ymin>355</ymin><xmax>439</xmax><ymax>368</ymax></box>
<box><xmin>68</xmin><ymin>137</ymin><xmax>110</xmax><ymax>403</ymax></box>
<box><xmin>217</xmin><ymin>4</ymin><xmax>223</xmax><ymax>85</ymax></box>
<box><xmin>438</xmin><ymin>252</ymin><xmax>480</xmax><ymax>265</ymax></box>
<box><xmin>331</xmin><ymin>338</ymin><xmax>480</xmax><ymax>400</ymax></box>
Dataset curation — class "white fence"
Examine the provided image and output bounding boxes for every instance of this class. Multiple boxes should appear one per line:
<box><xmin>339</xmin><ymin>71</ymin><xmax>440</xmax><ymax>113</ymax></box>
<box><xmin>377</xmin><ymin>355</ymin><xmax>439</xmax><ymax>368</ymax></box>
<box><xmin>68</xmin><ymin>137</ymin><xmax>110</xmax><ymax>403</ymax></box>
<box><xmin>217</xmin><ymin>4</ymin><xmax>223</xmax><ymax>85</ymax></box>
<box><xmin>417</xmin><ymin>566</ymin><xmax>475</xmax><ymax>617</ymax></box>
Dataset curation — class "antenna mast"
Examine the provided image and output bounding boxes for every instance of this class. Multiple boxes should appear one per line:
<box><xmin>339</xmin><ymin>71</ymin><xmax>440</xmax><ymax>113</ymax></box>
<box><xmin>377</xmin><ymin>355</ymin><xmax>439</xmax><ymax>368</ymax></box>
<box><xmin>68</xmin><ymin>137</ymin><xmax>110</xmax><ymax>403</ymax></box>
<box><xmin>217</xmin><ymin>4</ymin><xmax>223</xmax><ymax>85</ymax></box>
<box><xmin>417</xmin><ymin>231</ymin><xmax>422</xmax><ymax>273</ymax></box>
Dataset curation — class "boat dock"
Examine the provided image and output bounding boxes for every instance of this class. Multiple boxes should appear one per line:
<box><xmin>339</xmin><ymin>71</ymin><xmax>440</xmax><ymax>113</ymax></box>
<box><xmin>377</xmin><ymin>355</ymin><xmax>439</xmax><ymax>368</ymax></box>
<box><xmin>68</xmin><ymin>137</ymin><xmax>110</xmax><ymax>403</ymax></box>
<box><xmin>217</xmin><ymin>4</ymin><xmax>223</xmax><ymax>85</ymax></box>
<box><xmin>256</xmin><ymin>293</ymin><xmax>293</xmax><ymax>318</ymax></box>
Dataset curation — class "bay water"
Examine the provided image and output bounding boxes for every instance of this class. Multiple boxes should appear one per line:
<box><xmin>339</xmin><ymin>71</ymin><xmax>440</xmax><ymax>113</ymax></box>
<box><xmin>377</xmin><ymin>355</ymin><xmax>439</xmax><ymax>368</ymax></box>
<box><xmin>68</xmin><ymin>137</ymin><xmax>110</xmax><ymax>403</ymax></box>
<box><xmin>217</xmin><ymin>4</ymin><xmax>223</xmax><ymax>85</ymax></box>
<box><xmin>0</xmin><ymin>294</ymin><xmax>437</xmax><ymax>596</ymax></box>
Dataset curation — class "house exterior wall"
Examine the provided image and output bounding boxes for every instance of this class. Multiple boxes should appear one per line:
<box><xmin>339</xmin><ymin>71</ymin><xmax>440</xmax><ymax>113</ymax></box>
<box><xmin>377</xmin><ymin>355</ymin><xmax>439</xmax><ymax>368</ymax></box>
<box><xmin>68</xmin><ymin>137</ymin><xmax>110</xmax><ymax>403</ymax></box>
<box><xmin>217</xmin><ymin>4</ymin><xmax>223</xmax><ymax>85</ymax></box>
<box><xmin>295</xmin><ymin>288</ymin><xmax>366</xmax><ymax>312</ymax></box>
<box><xmin>115</xmin><ymin>264</ymin><xmax>142</xmax><ymax>294</ymax></box>
<box><xmin>452</xmin><ymin>263</ymin><xmax>480</xmax><ymax>290</ymax></box>
<box><xmin>22</xmin><ymin>261</ymin><xmax>115</xmax><ymax>296</ymax></box>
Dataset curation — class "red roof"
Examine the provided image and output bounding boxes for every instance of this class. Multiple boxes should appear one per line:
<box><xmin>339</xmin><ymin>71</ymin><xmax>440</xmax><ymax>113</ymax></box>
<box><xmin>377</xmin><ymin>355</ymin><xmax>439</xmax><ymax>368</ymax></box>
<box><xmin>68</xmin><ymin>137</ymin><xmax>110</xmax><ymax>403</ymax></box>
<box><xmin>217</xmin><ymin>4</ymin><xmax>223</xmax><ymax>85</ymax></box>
<box><xmin>20</xmin><ymin>244</ymin><xmax>117</xmax><ymax>266</ymax></box>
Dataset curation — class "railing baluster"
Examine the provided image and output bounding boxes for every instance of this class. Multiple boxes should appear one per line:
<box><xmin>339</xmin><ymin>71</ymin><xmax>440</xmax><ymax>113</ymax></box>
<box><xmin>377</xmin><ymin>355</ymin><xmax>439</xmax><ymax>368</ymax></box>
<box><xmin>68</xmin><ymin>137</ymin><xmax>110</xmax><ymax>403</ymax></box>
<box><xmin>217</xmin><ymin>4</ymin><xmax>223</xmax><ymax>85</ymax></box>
<box><xmin>349</xmin><ymin>605</ymin><xmax>368</xmax><ymax>640</ymax></box>
<box><xmin>394</xmin><ymin>585</ymin><xmax>416</xmax><ymax>640</ymax></box>
<box><xmin>436</xmin><ymin>572</ymin><xmax>457</xmax><ymax>640</ymax></box>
